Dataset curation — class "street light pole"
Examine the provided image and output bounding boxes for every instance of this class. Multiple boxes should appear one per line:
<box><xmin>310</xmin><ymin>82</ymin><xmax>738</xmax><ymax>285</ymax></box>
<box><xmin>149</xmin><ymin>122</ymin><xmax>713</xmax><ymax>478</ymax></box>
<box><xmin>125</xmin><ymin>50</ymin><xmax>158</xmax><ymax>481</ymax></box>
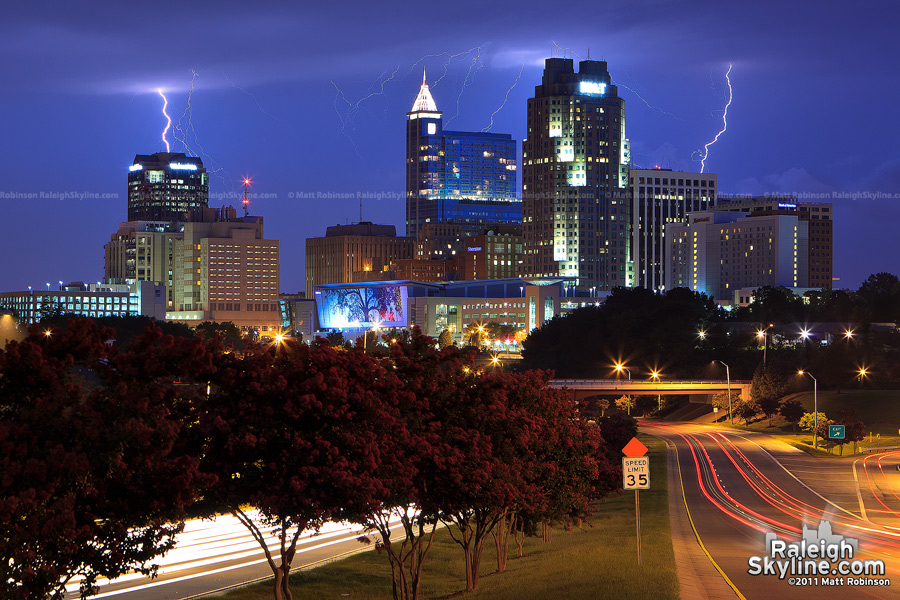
<box><xmin>715</xmin><ymin>360</ymin><xmax>732</xmax><ymax>424</ymax></box>
<box><xmin>615</xmin><ymin>364</ymin><xmax>631</xmax><ymax>415</ymax></box>
<box><xmin>799</xmin><ymin>370</ymin><xmax>818</xmax><ymax>449</ymax></box>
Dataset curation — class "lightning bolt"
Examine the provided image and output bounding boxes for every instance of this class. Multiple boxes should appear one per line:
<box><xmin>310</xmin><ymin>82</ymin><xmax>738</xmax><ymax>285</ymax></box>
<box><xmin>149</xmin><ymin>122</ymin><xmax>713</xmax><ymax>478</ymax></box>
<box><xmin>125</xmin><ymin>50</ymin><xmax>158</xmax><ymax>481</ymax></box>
<box><xmin>157</xmin><ymin>88</ymin><xmax>171</xmax><ymax>152</ymax></box>
<box><xmin>698</xmin><ymin>64</ymin><xmax>733</xmax><ymax>174</ymax></box>
<box><xmin>222</xmin><ymin>71</ymin><xmax>286</xmax><ymax>124</ymax></box>
<box><xmin>614</xmin><ymin>81</ymin><xmax>683</xmax><ymax>120</ymax></box>
<box><xmin>483</xmin><ymin>64</ymin><xmax>524</xmax><ymax>132</ymax></box>
<box><xmin>445</xmin><ymin>45</ymin><xmax>485</xmax><ymax>127</ymax></box>
<box><xmin>551</xmin><ymin>41</ymin><xmax>581</xmax><ymax>60</ymax></box>
<box><xmin>173</xmin><ymin>70</ymin><xmax>198</xmax><ymax>155</ymax></box>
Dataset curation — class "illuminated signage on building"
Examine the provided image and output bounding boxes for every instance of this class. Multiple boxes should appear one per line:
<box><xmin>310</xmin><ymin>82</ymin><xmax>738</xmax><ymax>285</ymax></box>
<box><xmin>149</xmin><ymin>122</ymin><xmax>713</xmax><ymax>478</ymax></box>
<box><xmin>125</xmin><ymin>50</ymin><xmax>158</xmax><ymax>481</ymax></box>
<box><xmin>169</xmin><ymin>163</ymin><xmax>199</xmax><ymax>171</ymax></box>
<box><xmin>579</xmin><ymin>81</ymin><xmax>607</xmax><ymax>96</ymax></box>
<box><xmin>467</xmin><ymin>246</ymin><xmax>482</xmax><ymax>252</ymax></box>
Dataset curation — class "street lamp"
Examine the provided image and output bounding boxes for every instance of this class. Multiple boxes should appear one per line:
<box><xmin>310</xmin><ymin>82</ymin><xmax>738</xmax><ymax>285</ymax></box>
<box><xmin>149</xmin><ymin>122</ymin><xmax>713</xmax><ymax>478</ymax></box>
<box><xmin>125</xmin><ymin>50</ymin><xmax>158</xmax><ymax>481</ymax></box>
<box><xmin>650</xmin><ymin>370</ymin><xmax>662</xmax><ymax>412</ymax></box>
<box><xmin>798</xmin><ymin>370</ymin><xmax>818</xmax><ymax>449</ymax></box>
<box><xmin>615</xmin><ymin>363</ymin><xmax>632</xmax><ymax>415</ymax></box>
<box><xmin>714</xmin><ymin>360</ymin><xmax>733</xmax><ymax>424</ymax></box>
<box><xmin>858</xmin><ymin>367</ymin><xmax>868</xmax><ymax>388</ymax></box>
<box><xmin>757</xmin><ymin>323</ymin><xmax>774</xmax><ymax>367</ymax></box>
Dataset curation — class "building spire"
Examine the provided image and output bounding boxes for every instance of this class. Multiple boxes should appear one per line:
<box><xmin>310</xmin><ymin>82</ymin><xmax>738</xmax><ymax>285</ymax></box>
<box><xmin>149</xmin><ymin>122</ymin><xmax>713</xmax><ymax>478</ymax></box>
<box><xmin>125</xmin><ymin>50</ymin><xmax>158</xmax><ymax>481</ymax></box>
<box><xmin>410</xmin><ymin>70</ymin><xmax>439</xmax><ymax>113</ymax></box>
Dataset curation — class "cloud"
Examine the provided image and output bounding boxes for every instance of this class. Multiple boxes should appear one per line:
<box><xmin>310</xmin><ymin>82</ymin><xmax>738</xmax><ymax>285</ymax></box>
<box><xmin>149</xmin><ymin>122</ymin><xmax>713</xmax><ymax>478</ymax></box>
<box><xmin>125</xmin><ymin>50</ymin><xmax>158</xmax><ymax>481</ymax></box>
<box><xmin>733</xmin><ymin>167</ymin><xmax>834</xmax><ymax>196</ymax></box>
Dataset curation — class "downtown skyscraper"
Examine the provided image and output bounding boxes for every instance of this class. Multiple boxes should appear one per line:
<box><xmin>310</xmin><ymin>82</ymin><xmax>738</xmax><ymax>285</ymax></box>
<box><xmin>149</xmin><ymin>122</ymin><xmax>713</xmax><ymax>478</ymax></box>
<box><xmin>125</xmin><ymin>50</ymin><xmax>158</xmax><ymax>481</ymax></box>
<box><xmin>522</xmin><ymin>58</ymin><xmax>632</xmax><ymax>290</ymax></box>
<box><xmin>127</xmin><ymin>152</ymin><xmax>209</xmax><ymax>222</ymax></box>
<box><xmin>406</xmin><ymin>72</ymin><xmax>520</xmax><ymax>240</ymax></box>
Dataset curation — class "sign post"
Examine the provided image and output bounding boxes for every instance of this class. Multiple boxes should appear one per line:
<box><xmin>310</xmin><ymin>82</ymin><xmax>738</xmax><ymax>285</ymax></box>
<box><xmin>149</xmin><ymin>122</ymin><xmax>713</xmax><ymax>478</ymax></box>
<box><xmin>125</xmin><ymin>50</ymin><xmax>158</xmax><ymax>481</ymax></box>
<box><xmin>622</xmin><ymin>437</ymin><xmax>649</xmax><ymax>565</ymax></box>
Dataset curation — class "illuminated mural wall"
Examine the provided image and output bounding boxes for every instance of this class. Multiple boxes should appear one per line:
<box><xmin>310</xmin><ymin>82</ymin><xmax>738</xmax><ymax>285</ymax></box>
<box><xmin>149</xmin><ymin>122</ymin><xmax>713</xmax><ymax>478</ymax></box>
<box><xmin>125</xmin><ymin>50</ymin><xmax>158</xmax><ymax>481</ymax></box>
<box><xmin>317</xmin><ymin>286</ymin><xmax>409</xmax><ymax>329</ymax></box>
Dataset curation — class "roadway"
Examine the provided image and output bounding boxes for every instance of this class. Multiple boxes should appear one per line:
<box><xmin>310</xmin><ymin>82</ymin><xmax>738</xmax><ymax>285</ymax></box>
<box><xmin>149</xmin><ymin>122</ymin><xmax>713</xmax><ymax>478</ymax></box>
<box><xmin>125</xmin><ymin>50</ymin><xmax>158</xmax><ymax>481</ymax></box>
<box><xmin>62</xmin><ymin>513</ymin><xmax>399</xmax><ymax>600</ymax></box>
<box><xmin>647</xmin><ymin>422</ymin><xmax>900</xmax><ymax>599</ymax></box>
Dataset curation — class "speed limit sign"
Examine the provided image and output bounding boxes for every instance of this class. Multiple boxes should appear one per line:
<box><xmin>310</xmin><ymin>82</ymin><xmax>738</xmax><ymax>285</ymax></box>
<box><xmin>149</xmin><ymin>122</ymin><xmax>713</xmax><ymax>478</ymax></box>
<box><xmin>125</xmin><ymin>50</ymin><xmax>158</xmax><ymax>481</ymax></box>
<box><xmin>623</xmin><ymin>456</ymin><xmax>649</xmax><ymax>490</ymax></box>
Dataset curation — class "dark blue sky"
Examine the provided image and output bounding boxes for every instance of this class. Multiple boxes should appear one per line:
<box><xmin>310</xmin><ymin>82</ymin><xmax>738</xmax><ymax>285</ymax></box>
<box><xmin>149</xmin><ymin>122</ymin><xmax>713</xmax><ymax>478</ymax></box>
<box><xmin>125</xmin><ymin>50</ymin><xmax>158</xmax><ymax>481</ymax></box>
<box><xmin>2</xmin><ymin>1</ymin><xmax>898</xmax><ymax>293</ymax></box>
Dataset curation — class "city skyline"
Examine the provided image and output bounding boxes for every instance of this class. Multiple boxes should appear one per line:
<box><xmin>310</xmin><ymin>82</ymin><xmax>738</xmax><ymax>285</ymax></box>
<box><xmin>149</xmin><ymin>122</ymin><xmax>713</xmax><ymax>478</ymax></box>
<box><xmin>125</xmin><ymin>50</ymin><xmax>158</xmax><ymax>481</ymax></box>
<box><xmin>2</xmin><ymin>1</ymin><xmax>899</xmax><ymax>293</ymax></box>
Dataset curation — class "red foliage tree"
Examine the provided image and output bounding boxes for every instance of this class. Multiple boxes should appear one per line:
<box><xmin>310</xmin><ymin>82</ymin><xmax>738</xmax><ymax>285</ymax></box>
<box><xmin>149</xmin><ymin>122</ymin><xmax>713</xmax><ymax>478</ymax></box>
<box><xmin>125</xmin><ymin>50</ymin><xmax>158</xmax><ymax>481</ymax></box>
<box><xmin>360</xmin><ymin>328</ymin><xmax>466</xmax><ymax>600</ymax></box>
<box><xmin>0</xmin><ymin>319</ymin><xmax>209</xmax><ymax>599</ymax></box>
<box><xmin>195</xmin><ymin>340</ymin><xmax>402</xmax><ymax>600</ymax></box>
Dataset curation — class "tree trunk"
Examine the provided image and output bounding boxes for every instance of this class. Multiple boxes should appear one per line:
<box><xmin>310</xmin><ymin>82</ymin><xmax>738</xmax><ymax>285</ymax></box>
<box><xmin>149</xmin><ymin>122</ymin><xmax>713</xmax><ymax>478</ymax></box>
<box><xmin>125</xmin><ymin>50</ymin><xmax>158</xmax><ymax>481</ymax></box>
<box><xmin>231</xmin><ymin>508</ymin><xmax>304</xmax><ymax>600</ymax></box>
<box><xmin>371</xmin><ymin>509</ymin><xmax>436</xmax><ymax>600</ymax></box>
<box><xmin>491</xmin><ymin>509</ymin><xmax>514</xmax><ymax>573</ymax></box>
<box><xmin>541</xmin><ymin>521</ymin><xmax>552</xmax><ymax>544</ymax></box>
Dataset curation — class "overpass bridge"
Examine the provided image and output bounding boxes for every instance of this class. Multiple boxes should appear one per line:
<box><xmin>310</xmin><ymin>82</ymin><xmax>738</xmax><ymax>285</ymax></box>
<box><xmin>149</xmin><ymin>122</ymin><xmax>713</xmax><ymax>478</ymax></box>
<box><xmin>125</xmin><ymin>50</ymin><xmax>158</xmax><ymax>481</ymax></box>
<box><xmin>548</xmin><ymin>379</ymin><xmax>751</xmax><ymax>403</ymax></box>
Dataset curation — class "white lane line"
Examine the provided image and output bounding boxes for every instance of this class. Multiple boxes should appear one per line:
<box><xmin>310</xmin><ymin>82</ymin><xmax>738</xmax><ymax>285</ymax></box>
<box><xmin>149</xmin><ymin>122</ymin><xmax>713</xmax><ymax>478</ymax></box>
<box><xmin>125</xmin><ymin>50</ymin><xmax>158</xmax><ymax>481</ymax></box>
<box><xmin>853</xmin><ymin>458</ymin><xmax>870</xmax><ymax>521</ymax></box>
<box><xmin>81</xmin><ymin>524</ymin><xmax>404</xmax><ymax>599</ymax></box>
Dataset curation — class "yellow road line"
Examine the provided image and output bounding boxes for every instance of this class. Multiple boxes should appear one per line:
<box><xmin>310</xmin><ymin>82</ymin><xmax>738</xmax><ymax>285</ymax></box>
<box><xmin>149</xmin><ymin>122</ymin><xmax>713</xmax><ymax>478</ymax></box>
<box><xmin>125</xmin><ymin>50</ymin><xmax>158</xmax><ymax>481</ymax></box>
<box><xmin>672</xmin><ymin>439</ymin><xmax>746</xmax><ymax>600</ymax></box>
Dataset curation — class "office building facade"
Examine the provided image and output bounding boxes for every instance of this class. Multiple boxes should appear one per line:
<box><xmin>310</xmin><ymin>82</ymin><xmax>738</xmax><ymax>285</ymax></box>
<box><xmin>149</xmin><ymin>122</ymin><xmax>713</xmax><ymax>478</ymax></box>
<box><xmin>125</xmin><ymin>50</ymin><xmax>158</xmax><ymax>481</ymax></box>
<box><xmin>127</xmin><ymin>152</ymin><xmax>209</xmax><ymax>221</ymax></box>
<box><xmin>167</xmin><ymin>211</ymin><xmax>280</xmax><ymax>333</ymax></box>
<box><xmin>629</xmin><ymin>168</ymin><xmax>717</xmax><ymax>291</ymax></box>
<box><xmin>716</xmin><ymin>195</ymin><xmax>833</xmax><ymax>289</ymax></box>
<box><xmin>665</xmin><ymin>211</ymin><xmax>809</xmax><ymax>302</ymax></box>
<box><xmin>0</xmin><ymin>281</ymin><xmax>167</xmax><ymax>325</ymax></box>
<box><xmin>406</xmin><ymin>73</ymin><xmax>520</xmax><ymax>239</ymax></box>
<box><xmin>522</xmin><ymin>58</ymin><xmax>632</xmax><ymax>291</ymax></box>
<box><xmin>304</xmin><ymin>222</ymin><xmax>414</xmax><ymax>293</ymax></box>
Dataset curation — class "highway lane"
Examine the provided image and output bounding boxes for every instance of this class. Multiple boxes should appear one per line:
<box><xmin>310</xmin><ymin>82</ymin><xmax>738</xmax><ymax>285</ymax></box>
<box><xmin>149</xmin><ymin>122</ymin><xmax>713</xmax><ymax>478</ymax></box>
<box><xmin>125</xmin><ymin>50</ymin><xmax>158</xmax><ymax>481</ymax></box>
<box><xmin>63</xmin><ymin>513</ymin><xmax>402</xmax><ymax>600</ymax></box>
<box><xmin>647</xmin><ymin>423</ymin><xmax>900</xmax><ymax>600</ymax></box>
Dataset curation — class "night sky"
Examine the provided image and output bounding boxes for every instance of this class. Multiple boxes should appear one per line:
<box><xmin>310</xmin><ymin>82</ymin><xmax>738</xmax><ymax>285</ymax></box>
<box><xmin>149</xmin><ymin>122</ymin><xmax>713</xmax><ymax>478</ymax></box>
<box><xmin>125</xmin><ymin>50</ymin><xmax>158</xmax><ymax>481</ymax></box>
<box><xmin>2</xmin><ymin>1</ymin><xmax>899</xmax><ymax>294</ymax></box>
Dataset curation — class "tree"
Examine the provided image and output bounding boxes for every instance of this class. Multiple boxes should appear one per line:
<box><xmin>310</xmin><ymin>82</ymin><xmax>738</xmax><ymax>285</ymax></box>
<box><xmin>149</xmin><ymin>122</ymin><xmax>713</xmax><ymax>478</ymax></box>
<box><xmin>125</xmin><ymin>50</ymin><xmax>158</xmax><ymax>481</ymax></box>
<box><xmin>779</xmin><ymin>398</ymin><xmax>805</xmax><ymax>431</ymax></box>
<box><xmin>799</xmin><ymin>412</ymin><xmax>831</xmax><ymax>446</ymax></box>
<box><xmin>195</xmin><ymin>341</ymin><xmax>402</xmax><ymax>600</ymax></box>
<box><xmin>323</xmin><ymin>330</ymin><xmax>345</xmax><ymax>348</ymax></box>
<box><xmin>0</xmin><ymin>319</ymin><xmax>208</xmax><ymax>600</ymax></box>
<box><xmin>711</xmin><ymin>391</ymin><xmax>739</xmax><ymax>420</ymax></box>
<box><xmin>857</xmin><ymin>272</ymin><xmax>900</xmax><ymax>323</ymax></box>
<box><xmin>733</xmin><ymin>398</ymin><xmax>760</xmax><ymax>424</ymax></box>
<box><xmin>437</xmin><ymin>329</ymin><xmax>453</xmax><ymax>348</ymax></box>
<box><xmin>432</xmin><ymin>369</ymin><xmax>613</xmax><ymax>590</ymax></box>
<box><xmin>747</xmin><ymin>286</ymin><xmax>805</xmax><ymax>324</ymax></box>
<box><xmin>195</xmin><ymin>320</ymin><xmax>245</xmax><ymax>349</ymax></box>
<box><xmin>361</xmin><ymin>329</ymin><xmax>467</xmax><ymax>600</ymax></box>
<box><xmin>837</xmin><ymin>409</ymin><xmax>866</xmax><ymax>455</ymax></box>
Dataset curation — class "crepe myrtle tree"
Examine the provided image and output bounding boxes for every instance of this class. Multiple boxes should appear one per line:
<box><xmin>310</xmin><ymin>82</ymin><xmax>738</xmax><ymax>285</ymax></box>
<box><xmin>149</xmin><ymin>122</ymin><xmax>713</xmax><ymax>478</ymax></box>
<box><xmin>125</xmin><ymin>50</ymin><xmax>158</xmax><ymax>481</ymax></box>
<box><xmin>361</xmin><ymin>328</ymin><xmax>474</xmax><ymax>600</ymax></box>
<box><xmin>0</xmin><ymin>319</ymin><xmax>212</xmax><ymax>600</ymax></box>
<box><xmin>195</xmin><ymin>339</ymin><xmax>404</xmax><ymax>600</ymax></box>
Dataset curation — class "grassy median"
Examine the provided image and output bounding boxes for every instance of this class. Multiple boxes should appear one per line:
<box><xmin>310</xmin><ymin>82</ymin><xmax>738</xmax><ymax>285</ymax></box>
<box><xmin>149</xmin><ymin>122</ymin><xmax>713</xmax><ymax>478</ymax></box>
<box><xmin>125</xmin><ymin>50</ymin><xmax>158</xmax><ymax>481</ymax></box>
<box><xmin>208</xmin><ymin>435</ymin><xmax>677</xmax><ymax>600</ymax></box>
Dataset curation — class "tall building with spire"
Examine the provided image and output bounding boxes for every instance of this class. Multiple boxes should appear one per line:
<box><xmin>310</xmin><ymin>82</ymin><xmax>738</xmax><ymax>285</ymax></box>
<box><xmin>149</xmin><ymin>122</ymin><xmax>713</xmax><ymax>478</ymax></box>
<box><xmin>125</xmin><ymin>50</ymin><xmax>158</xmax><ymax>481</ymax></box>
<box><xmin>522</xmin><ymin>58</ymin><xmax>632</xmax><ymax>291</ymax></box>
<box><xmin>405</xmin><ymin>71</ymin><xmax>519</xmax><ymax>240</ymax></box>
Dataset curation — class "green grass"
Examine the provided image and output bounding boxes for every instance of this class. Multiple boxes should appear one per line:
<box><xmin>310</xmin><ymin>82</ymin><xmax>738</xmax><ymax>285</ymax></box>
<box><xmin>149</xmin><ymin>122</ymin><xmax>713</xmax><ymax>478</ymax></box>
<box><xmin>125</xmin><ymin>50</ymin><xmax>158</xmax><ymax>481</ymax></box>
<box><xmin>208</xmin><ymin>435</ymin><xmax>678</xmax><ymax>600</ymax></box>
<box><xmin>702</xmin><ymin>390</ymin><xmax>900</xmax><ymax>456</ymax></box>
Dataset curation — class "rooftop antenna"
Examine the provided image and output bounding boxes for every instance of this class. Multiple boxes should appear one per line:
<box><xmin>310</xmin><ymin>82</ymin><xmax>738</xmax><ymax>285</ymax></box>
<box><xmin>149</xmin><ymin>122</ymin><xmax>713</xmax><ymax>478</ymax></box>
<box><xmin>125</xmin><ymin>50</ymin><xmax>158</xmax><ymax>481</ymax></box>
<box><xmin>587</xmin><ymin>47</ymin><xmax>591</xmax><ymax>60</ymax></box>
<box><xmin>423</xmin><ymin>67</ymin><xmax>427</xmax><ymax>85</ymax></box>
<box><xmin>241</xmin><ymin>176</ymin><xmax>251</xmax><ymax>216</ymax></box>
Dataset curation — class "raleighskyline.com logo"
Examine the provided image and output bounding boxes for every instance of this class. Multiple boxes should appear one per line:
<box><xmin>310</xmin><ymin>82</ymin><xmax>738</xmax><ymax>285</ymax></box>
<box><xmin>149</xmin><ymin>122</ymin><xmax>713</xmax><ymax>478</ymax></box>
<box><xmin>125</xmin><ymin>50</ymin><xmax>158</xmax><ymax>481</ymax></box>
<box><xmin>747</xmin><ymin>521</ymin><xmax>889</xmax><ymax>587</ymax></box>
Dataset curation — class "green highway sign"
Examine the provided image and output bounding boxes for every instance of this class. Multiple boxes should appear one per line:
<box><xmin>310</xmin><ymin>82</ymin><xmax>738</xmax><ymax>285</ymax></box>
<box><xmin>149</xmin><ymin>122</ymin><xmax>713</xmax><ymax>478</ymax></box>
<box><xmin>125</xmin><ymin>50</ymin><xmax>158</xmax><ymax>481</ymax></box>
<box><xmin>829</xmin><ymin>424</ymin><xmax>845</xmax><ymax>440</ymax></box>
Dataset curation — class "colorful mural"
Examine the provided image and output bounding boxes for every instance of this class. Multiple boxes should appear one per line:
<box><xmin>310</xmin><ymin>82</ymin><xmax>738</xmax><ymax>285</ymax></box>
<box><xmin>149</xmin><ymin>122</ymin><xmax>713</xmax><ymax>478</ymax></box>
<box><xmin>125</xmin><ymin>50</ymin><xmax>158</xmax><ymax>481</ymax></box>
<box><xmin>317</xmin><ymin>286</ymin><xmax>408</xmax><ymax>329</ymax></box>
